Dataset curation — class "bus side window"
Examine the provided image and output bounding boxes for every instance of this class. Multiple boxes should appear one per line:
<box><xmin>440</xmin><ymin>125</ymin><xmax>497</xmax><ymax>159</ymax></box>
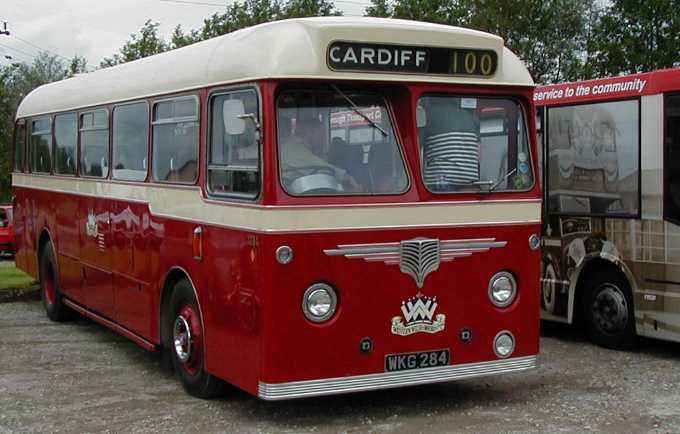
<box><xmin>54</xmin><ymin>113</ymin><xmax>77</xmax><ymax>176</ymax></box>
<box><xmin>13</xmin><ymin>121</ymin><xmax>25</xmax><ymax>172</ymax></box>
<box><xmin>152</xmin><ymin>96</ymin><xmax>199</xmax><ymax>184</ymax></box>
<box><xmin>30</xmin><ymin>117</ymin><xmax>52</xmax><ymax>174</ymax></box>
<box><xmin>80</xmin><ymin>109</ymin><xmax>110</xmax><ymax>178</ymax></box>
<box><xmin>207</xmin><ymin>89</ymin><xmax>260</xmax><ymax>198</ymax></box>
<box><xmin>113</xmin><ymin>101</ymin><xmax>149</xmax><ymax>182</ymax></box>
<box><xmin>665</xmin><ymin>94</ymin><xmax>680</xmax><ymax>224</ymax></box>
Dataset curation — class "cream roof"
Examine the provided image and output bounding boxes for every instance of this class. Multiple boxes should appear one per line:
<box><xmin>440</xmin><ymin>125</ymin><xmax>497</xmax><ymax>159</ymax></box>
<box><xmin>17</xmin><ymin>17</ymin><xmax>533</xmax><ymax>119</ymax></box>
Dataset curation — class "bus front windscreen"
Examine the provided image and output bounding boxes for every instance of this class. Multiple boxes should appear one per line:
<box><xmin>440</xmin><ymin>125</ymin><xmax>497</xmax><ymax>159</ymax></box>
<box><xmin>417</xmin><ymin>95</ymin><xmax>533</xmax><ymax>193</ymax></box>
<box><xmin>277</xmin><ymin>89</ymin><xmax>409</xmax><ymax>196</ymax></box>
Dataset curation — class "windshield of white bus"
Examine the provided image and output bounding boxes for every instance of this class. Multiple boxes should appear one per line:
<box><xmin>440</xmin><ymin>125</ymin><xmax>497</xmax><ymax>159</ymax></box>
<box><xmin>277</xmin><ymin>89</ymin><xmax>409</xmax><ymax>196</ymax></box>
<box><xmin>417</xmin><ymin>95</ymin><xmax>533</xmax><ymax>193</ymax></box>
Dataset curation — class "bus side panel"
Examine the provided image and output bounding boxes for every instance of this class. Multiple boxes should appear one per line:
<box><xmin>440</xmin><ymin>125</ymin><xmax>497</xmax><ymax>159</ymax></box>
<box><xmin>199</xmin><ymin>225</ymin><xmax>262</xmax><ymax>397</ymax></box>
<box><xmin>111</xmin><ymin>199</ymin><xmax>156</xmax><ymax>340</ymax></box>
<box><xmin>56</xmin><ymin>190</ymin><xmax>85</xmax><ymax>303</ymax></box>
<box><xmin>31</xmin><ymin>186</ymin><xmax>58</xmax><ymax>277</ymax></box>
<box><xmin>21</xmin><ymin>187</ymin><xmax>39</xmax><ymax>278</ymax></box>
<box><xmin>11</xmin><ymin>185</ymin><xmax>32</xmax><ymax>277</ymax></box>
<box><xmin>78</xmin><ymin>193</ymin><xmax>114</xmax><ymax>319</ymax></box>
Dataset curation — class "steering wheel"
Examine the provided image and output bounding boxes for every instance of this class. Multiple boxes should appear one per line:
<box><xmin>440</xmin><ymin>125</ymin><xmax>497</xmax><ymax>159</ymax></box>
<box><xmin>284</xmin><ymin>165</ymin><xmax>335</xmax><ymax>178</ymax></box>
<box><xmin>283</xmin><ymin>165</ymin><xmax>342</xmax><ymax>194</ymax></box>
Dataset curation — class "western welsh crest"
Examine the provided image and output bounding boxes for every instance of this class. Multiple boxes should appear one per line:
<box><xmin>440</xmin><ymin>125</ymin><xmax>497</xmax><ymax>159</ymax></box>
<box><xmin>324</xmin><ymin>237</ymin><xmax>507</xmax><ymax>288</ymax></box>
<box><xmin>85</xmin><ymin>211</ymin><xmax>98</xmax><ymax>238</ymax></box>
<box><xmin>391</xmin><ymin>292</ymin><xmax>446</xmax><ymax>336</ymax></box>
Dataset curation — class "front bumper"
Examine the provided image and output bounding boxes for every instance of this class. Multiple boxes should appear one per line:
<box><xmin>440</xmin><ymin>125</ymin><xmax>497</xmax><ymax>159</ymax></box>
<box><xmin>258</xmin><ymin>355</ymin><xmax>536</xmax><ymax>400</ymax></box>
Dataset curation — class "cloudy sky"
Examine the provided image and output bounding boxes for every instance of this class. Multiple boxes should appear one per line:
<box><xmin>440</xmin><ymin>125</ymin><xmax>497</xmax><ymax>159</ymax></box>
<box><xmin>0</xmin><ymin>0</ymin><xmax>369</xmax><ymax>68</ymax></box>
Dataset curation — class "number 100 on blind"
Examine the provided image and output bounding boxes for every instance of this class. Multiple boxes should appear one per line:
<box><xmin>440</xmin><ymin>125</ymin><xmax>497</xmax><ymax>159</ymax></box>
<box><xmin>450</xmin><ymin>49</ymin><xmax>497</xmax><ymax>77</ymax></box>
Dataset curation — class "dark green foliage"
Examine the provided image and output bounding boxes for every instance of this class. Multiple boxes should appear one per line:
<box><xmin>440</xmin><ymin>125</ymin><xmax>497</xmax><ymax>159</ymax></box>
<box><xmin>0</xmin><ymin>53</ymin><xmax>69</xmax><ymax>202</ymax></box>
<box><xmin>587</xmin><ymin>0</ymin><xmax>680</xmax><ymax>77</ymax></box>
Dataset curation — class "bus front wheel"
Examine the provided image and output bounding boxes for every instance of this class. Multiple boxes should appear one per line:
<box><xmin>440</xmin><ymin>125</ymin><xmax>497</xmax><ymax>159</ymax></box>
<box><xmin>167</xmin><ymin>279</ymin><xmax>226</xmax><ymax>399</ymax></box>
<box><xmin>582</xmin><ymin>269</ymin><xmax>636</xmax><ymax>349</ymax></box>
<box><xmin>39</xmin><ymin>240</ymin><xmax>73</xmax><ymax>322</ymax></box>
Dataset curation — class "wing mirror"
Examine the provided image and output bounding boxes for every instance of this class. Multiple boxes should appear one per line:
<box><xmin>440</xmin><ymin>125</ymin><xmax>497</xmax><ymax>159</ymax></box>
<box><xmin>223</xmin><ymin>99</ymin><xmax>260</xmax><ymax>136</ymax></box>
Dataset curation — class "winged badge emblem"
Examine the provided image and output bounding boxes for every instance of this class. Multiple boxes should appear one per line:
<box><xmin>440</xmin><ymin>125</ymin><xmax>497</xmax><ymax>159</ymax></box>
<box><xmin>324</xmin><ymin>237</ymin><xmax>507</xmax><ymax>288</ymax></box>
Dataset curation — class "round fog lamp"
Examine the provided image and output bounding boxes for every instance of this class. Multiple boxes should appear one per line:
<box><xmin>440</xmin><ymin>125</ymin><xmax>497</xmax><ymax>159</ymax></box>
<box><xmin>493</xmin><ymin>331</ymin><xmax>515</xmax><ymax>358</ymax></box>
<box><xmin>488</xmin><ymin>271</ymin><xmax>517</xmax><ymax>308</ymax></box>
<box><xmin>276</xmin><ymin>245</ymin><xmax>294</xmax><ymax>264</ymax></box>
<box><xmin>302</xmin><ymin>283</ymin><xmax>337</xmax><ymax>323</ymax></box>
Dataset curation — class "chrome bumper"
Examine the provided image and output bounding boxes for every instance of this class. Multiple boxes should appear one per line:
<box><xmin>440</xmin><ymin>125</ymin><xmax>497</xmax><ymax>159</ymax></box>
<box><xmin>258</xmin><ymin>355</ymin><xmax>536</xmax><ymax>400</ymax></box>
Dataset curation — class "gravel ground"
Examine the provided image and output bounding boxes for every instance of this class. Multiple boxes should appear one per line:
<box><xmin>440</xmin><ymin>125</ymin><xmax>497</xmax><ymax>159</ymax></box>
<box><xmin>2</xmin><ymin>300</ymin><xmax>680</xmax><ymax>434</ymax></box>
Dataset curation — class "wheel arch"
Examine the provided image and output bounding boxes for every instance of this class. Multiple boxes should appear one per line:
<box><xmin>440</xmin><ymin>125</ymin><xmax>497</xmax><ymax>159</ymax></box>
<box><xmin>159</xmin><ymin>266</ymin><xmax>205</xmax><ymax>351</ymax></box>
<box><xmin>567</xmin><ymin>252</ymin><xmax>638</xmax><ymax>324</ymax></box>
<box><xmin>36</xmin><ymin>227</ymin><xmax>56</xmax><ymax>278</ymax></box>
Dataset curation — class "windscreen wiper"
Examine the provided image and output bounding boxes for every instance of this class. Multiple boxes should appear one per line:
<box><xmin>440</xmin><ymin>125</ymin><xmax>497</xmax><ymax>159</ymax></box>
<box><xmin>489</xmin><ymin>167</ymin><xmax>518</xmax><ymax>192</ymax></box>
<box><xmin>330</xmin><ymin>84</ymin><xmax>388</xmax><ymax>137</ymax></box>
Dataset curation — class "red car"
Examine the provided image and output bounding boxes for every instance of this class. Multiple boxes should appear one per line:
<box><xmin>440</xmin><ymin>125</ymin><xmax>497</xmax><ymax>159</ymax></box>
<box><xmin>0</xmin><ymin>205</ymin><xmax>15</xmax><ymax>256</ymax></box>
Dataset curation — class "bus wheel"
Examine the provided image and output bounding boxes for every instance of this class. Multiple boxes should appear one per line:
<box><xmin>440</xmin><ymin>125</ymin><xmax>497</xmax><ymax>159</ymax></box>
<box><xmin>39</xmin><ymin>241</ymin><xmax>73</xmax><ymax>322</ymax></box>
<box><xmin>542</xmin><ymin>262</ymin><xmax>557</xmax><ymax>314</ymax></box>
<box><xmin>583</xmin><ymin>270</ymin><xmax>636</xmax><ymax>349</ymax></box>
<box><xmin>167</xmin><ymin>279</ymin><xmax>226</xmax><ymax>399</ymax></box>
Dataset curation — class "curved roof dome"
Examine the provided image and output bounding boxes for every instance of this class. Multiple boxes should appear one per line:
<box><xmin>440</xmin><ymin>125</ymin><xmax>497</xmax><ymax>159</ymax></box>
<box><xmin>17</xmin><ymin>17</ymin><xmax>533</xmax><ymax>118</ymax></box>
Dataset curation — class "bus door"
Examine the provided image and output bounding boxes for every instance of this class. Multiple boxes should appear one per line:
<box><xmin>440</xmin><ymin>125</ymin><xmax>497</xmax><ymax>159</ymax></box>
<box><xmin>79</xmin><ymin>196</ymin><xmax>114</xmax><ymax>318</ymax></box>
<box><xmin>110</xmin><ymin>201</ymin><xmax>152</xmax><ymax>339</ymax></box>
<box><xmin>108</xmin><ymin>101</ymin><xmax>153</xmax><ymax>339</ymax></box>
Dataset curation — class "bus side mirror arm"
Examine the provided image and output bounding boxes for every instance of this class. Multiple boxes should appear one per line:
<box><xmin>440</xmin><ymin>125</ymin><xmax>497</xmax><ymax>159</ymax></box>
<box><xmin>237</xmin><ymin>113</ymin><xmax>260</xmax><ymax>130</ymax></box>
<box><xmin>238</xmin><ymin>113</ymin><xmax>261</xmax><ymax>142</ymax></box>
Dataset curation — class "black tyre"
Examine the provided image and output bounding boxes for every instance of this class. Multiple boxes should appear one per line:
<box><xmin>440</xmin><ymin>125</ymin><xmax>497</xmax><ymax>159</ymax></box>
<box><xmin>582</xmin><ymin>269</ymin><xmax>636</xmax><ymax>349</ymax></box>
<box><xmin>167</xmin><ymin>279</ymin><xmax>226</xmax><ymax>399</ymax></box>
<box><xmin>39</xmin><ymin>241</ymin><xmax>74</xmax><ymax>322</ymax></box>
<box><xmin>542</xmin><ymin>261</ymin><xmax>558</xmax><ymax>314</ymax></box>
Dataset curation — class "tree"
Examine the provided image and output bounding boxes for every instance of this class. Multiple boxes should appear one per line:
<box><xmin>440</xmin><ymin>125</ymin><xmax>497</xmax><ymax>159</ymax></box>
<box><xmin>100</xmin><ymin>20</ymin><xmax>168</xmax><ymax>67</ymax></box>
<box><xmin>589</xmin><ymin>0</ymin><xmax>680</xmax><ymax>77</ymax></box>
<box><xmin>281</xmin><ymin>0</ymin><xmax>340</xmax><ymax>18</ymax></box>
<box><xmin>391</xmin><ymin>0</ymin><xmax>462</xmax><ymax>24</ymax></box>
<box><xmin>67</xmin><ymin>55</ymin><xmax>88</xmax><ymax>77</ymax></box>
<box><xmin>170</xmin><ymin>25</ymin><xmax>201</xmax><ymax>49</ymax></box>
<box><xmin>199</xmin><ymin>0</ymin><xmax>283</xmax><ymax>40</ymax></box>
<box><xmin>365</xmin><ymin>0</ymin><xmax>600</xmax><ymax>84</ymax></box>
<box><xmin>364</xmin><ymin>0</ymin><xmax>392</xmax><ymax>18</ymax></box>
<box><xmin>463</xmin><ymin>0</ymin><xmax>596</xmax><ymax>83</ymax></box>
<box><xmin>0</xmin><ymin>53</ymin><xmax>68</xmax><ymax>202</ymax></box>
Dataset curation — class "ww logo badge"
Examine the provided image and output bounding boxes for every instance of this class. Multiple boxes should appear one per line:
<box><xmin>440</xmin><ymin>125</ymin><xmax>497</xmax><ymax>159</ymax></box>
<box><xmin>391</xmin><ymin>293</ymin><xmax>446</xmax><ymax>336</ymax></box>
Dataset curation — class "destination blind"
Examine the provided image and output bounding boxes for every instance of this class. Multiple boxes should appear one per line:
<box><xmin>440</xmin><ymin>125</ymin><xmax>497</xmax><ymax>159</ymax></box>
<box><xmin>328</xmin><ymin>41</ymin><xmax>498</xmax><ymax>77</ymax></box>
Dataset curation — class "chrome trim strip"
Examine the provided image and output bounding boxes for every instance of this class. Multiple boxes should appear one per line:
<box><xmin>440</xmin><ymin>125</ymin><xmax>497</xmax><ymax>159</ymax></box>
<box><xmin>325</xmin><ymin>237</ymin><xmax>507</xmax><ymax>288</ymax></box>
<box><xmin>257</xmin><ymin>355</ymin><xmax>536</xmax><ymax>400</ymax></box>
<box><xmin>325</xmin><ymin>238</ymin><xmax>507</xmax><ymax>261</ymax></box>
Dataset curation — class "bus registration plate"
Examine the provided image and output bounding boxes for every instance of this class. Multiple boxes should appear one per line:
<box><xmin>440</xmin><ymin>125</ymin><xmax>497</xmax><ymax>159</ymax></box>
<box><xmin>385</xmin><ymin>349</ymin><xmax>450</xmax><ymax>372</ymax></box>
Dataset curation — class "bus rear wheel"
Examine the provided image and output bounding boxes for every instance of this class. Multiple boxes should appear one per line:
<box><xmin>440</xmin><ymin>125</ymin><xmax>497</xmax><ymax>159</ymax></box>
<box><xmin>39</xmin><ymin>240</ymin><xmax>73</xmax><ymax>322</ymax></box>
<box><xmin>583</xmin><ymin>269</ymin><xmax>636</xmax><ymax>349</ymax></box>
<box><xmin>167</xmin><ymin>279</ymin><xmax>226</xmax><ymax>399</ymax></box>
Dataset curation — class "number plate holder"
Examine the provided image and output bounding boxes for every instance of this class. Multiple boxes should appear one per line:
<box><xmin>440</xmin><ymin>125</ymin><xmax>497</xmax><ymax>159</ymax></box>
<box><xmin>384</xmin><ymin>349</ymin><xmax>450</xmax><ymax>372</ymax></box>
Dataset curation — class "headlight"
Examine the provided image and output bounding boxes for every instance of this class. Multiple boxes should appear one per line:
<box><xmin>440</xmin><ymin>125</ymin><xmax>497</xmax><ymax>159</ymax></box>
<box><xmin>488</xmin><ymin>271</ymin><xmax>517</xmax><ymax>308</ymax></box>
<box><xmin>302</xmin><ymin>283</ymin><xmax>337</xmax><ymax>323</ymax></box>
<box><xmin>493</xmin><ymin>331</ymin><xmax>515</xmax><ymax>358</ymax></box>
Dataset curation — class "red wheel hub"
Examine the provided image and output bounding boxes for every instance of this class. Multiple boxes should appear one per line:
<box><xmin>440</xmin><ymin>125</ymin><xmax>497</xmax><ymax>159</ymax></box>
<box><xmin>173</xmin><ymin>304</ymin><xmax>203</xmax><ymax>376</ymax></box>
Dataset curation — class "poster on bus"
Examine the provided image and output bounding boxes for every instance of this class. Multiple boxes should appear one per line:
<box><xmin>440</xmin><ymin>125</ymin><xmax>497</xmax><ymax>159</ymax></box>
<box><xmin>547</xmin><ymin>99</ymin><xmax>640</xmax><ymax>216</ymax></box>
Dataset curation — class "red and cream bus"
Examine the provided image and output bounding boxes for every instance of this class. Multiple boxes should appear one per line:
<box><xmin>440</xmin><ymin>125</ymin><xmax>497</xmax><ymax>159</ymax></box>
<box><xmin>535</xmin><ymin>68</ymin><xmax>680</xmax><ymax>348</ymax></box>
<box><xmin>12</xmin><ymin>17</ymin><xmax>541</xmax><ymax>400</ymax></box>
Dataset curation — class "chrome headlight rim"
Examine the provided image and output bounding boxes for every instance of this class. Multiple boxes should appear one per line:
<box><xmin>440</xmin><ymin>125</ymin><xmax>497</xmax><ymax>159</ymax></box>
<box><xmin>302</xmin><ymin>283</ymin><xmax>337</xmax><ymax>323</ymax></box>
<box><xmin>488</xmin><ymin>271</ymin><xmax>517</xmax><ymax>308</ymax></box>
<box><xmin>493</xmin><ymin>330</ymin><xmax>516</xmax><ymax>359</ymax></box>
